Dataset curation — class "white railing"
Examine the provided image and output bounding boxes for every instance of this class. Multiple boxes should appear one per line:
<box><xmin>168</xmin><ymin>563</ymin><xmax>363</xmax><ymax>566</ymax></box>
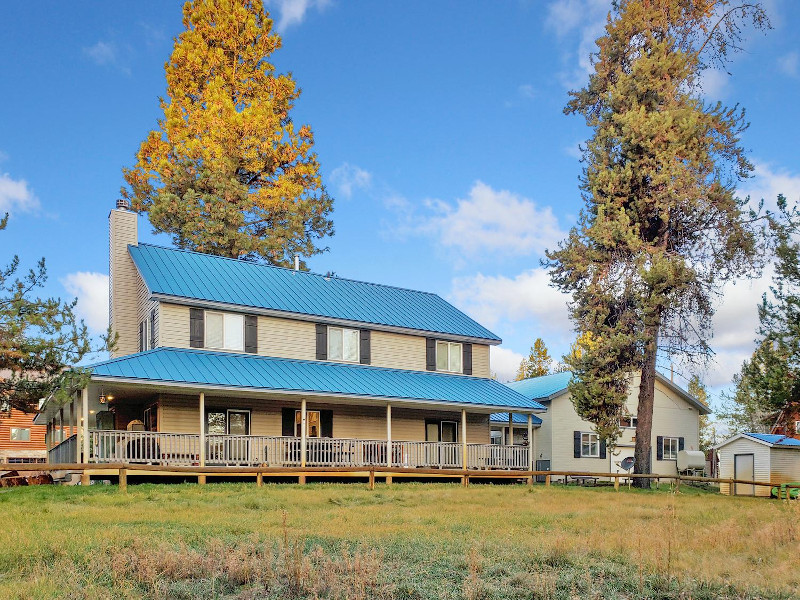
<box><xmin>85</xmin><ymin>430</ymin><xmax>528</xmax><ymax>470</ymax></box>
<box><xmin>467</xmin><ymin>443</ymin><xmax>529</xmax><ymax>470</ymax></box>
<box><xmin>48</xmin><ymin>434</ymin><xmax>78</xmax><ymax>464</ymax></box>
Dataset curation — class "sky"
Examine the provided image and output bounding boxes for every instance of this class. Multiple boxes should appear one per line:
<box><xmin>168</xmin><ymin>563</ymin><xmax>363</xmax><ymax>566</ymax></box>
<box><xmin>1</xmin><ymin>1</ymin><xmax>799</xmax><ymax>413</ymax></box>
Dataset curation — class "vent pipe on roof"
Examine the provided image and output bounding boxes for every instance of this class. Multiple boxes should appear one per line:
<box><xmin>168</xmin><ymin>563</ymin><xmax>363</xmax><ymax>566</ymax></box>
<box><xmin>116</xmin><ymin>198</ymin><xmax>131</xmax><ymax>211</ymax></box>
<box><xmin>294</xmin><ymin>254</ymin><xmax>300</xmax><ymax>271</ymax></box>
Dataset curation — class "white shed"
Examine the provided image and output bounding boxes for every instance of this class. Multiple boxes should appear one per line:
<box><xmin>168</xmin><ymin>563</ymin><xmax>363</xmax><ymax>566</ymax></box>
<box><xmin>716</xmin><ymin>433</ymin><xmax>800</xmax><ymax>497</ymax></box>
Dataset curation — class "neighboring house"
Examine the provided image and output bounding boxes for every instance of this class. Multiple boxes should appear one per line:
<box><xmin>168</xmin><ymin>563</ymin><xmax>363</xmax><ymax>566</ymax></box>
<box><xmin>770</xmin><ymin>408</ymin><xmax>800</xmax><ymax>439</ymax></box>
<box><xmin>0</xmin><ymin>408</ymin><xmax>46</xmax><ymax>463</ymax></box>
<box><xmin>716</xmin><ymin>433</ymin><xmax>800</xmax><ymax>497</ymax></box>
<box><xmin>36</xmin><ymin>202</ymin><xmax>544</xmax><ymax>470</ymax></box>
<box><xmin>502</xmin><ymin>371</ymin><xmax>711</xmax><ymax>477</ymax></box>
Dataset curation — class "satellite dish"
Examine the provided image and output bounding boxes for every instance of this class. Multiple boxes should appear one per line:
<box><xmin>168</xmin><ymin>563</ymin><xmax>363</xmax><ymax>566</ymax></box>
<box><xmin>620</xmin><ymin>457</ymin><xmax>635</xmax><ymax>472</ymax></box>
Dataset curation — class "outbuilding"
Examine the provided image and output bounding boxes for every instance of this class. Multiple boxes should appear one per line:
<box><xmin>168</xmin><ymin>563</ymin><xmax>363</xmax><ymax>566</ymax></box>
<box><xmin>716</xmin><ymin>433</ymin><xmax>800</xmax><ymax>497</ymax></box>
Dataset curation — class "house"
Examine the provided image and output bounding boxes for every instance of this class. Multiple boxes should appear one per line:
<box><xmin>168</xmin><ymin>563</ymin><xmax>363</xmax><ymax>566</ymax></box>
<box><xmin>502</xmin><ymin>371</ymin><xmax>711</xmax><ymax>478</ymax></box>
<box><xmin>716</xmin><ymin>433</ymin><xmax>800</xmax><ymax>497</ymax></box>
<box><xmin>0</xmin><ymin>407</ymin><xmax>46</xmax><ymax>464</ymax></box>
<box><xmin>770</xmin><ymin>408</ymin><xmax>800</xmax><ymax>439</ymax></box>
<box><xmin>35</xmin><ymin>201</ymin><xmax>545</xmax><ymax>473</ymax></box>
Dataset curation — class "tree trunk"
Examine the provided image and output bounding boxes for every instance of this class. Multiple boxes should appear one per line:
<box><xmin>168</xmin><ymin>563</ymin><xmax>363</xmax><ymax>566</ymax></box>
<box><xmin>632</xmin><ymin>323</ymin><xmax>659</xmax><ymax>489</ymax></box>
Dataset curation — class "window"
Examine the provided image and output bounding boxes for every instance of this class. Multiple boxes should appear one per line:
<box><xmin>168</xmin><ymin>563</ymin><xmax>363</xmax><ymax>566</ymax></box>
<box><xmin>327</xmin><ymin>327</ymin><xmax>359</xmax><ymax>362</ymax></box>
<box><xmin>206</xmin><ymin>409</ymin><xmax>250</xmax><ymax>435</ymax></box>
<box><xmin>581</xmin><ymin>432</ymin><xmax>599</xmax><ymax>457</ymax></box>
<box><xmin>490</xmin><ymin>430</ymin><xmax>503</xmax><ymax>445</ymax></box>
<box><xmin>205</xmin><ymin>312</ymin><xmax>244</xmax><ymax>351</ymax></box>
<box><xmin>425</xmin><ymin>419</ymin><xmax>458</xmax><ymax>442</ymax></box>
<box><xmin>8</xmin><ymin>457</ymin><xmax>45</xmax><ymax>464</ymax></box>
<box><xmin>139</xmin><ymin>319</ymin><xmax>147</xmax><ymax>352</ymax></box>
<box><xmin>295</xmin><ymin>410</ymin><xmax>321</xmax><ymax>437</ymax></box>
<box><xmin>10</xmin><ymin>428</ymin><xmax>30</xmax><ymax>442</ymax></box>
<box><xmin>436</xmin><ymin>341</ymin><xmax>462</xmax><ymax>373</ymax></box>
<box><xmin>662</xmin><ymin>437</ymin><xmax>679</xmax><ymax>460</ymax></box>
<box><xmin>144</xmin><ymin>404</ymin><xmax>158</xmax><ymax>432</ymax></box>
<box><xmin>619</xmin><ymin>415</ymin><xmax>638</xmax><ymax>429</ymax></box>
<box><xmin>150</xmin><ymin>309</ymin><xmax>157</xmax><ymax>349</ymax></box>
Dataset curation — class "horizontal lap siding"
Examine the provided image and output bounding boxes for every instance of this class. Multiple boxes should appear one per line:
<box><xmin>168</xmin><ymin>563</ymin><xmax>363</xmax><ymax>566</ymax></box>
<box><xmin>109</xmin><ymin>210</ymin><xmax>140</xmax><ymax>357</ymax></box>
<box><xmin>718</xmin><ymin>439</ymin><xmax>771</xmax><ymax>496</ymax></box>
<box><xmin>370</xmin><ymin>331</ymin><xmax>426</xmax><ymax>372</ymax></box>
<box><xmin>257</xmin><ymin>316</ymin><xmax>316</xmax><ymax>360</ymax></box>
<box><xmin>159</xmin><ymin>303</ymin><xmax>191</xmax><ymax>349</ymax></box>
<box><xmin>766</xmin><ymin>448</ymin><xmax>800</xmax><ymax>485</ymax></box>
<box><xmin>471</xmin><ymin>344</ymin><xmax>490</xmax><ymax>378</ymax></box>
<box><xmin>0</xmin><ymin>410</ymin><xmax>46</xmax><ymax>456</ymax></box>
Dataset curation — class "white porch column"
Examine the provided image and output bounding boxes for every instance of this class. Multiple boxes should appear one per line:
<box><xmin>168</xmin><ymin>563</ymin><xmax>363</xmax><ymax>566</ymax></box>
<box><xmin>45</xmin><ymin>422</ymin><xmax>51</xmax><ymax>451</ymax></box>
<box><xmin>59</xmin><ymin>407</ymin><xmax>65</xmax><ymax>443</ymax></box>
<box><xmin>461</xmin><ymin>409</ymin><xmax>467</xmax><ymax>470</ymax></box>
<box><xmin>69</xmin><ymin>399</ymin><xmax>75</xmax><ymax>438</ymax></box>
<box><xmin>386</xmin><ymin>404</ymin><xmax>392</xmax><ymax>467</ymax></box>
<box><xmin>300</xmin><ymin>399</ymin><xmax>307</xmax><ymax>468</ymax></box>
<box><xmin>199</xmin><ymin>392</ymin><xmax>205</xmax><ymax>467</ymax></box>
<box><xmin>81</xmin><ymin>387</ymin><xmax>89</xmax><ymax>463</ymax></box>
<box><xmin>508</xmin><ymin>413</ymin><xmax>513</xmax><ymax>445</ymax></box>
<box><xmin>527</xmin><ymin>414</ymin><xmax>534</xmax><ymax>471</ymax></box>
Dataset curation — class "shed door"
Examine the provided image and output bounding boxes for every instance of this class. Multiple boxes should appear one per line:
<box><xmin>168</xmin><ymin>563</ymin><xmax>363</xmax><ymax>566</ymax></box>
<box><xmin>734</xmin><ymin>453</ymin><xmax>755</xmax><ymax>496</ymax></box>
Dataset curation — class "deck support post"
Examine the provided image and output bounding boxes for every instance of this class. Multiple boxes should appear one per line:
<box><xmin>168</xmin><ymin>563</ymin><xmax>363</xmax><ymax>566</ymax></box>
<box><xmin>256</xmin><ymin>472</ymin><xmax>263</xmax><ymax>487</ymax></box>
<box><xmin>461</xmin><ymin>409</ymin><xmax>467</xmax><ymax>470</ymax></box>
<box><xmin>199</xmin><ymin>392</ymin><xmax>205</xmax><ymax>468</ymax></box>
<box><xmin>198</xmin><ymin>474</ymin><xmax>206</xmax><ymax>485</ymax></box>
<box><xmin>386</xmin><ymin>404</ymin><xmax>392</xmax><ymax>484</ymax></box>
<box><xmin>81</xmin><ymin>387</ymin><xmax>89</xmax><ymax>464</ymax></box>
<box><xmin>119</xmin><ymin>468</ymin><xmax>127</xmax><ymax>492</ymax></box>
<box><xmin>545</xmin><ymin>474</ymin><xmax>551</xmax><ymax>487</ymax></box>
<box><xmin>527</xmin><ymin>414</ymin><xmax>533</xmax><ymax>471</ymax></box>
<box><xmin>80</xmin><ymin>470</ymin><xmax>90</xmax><ymax>486</ymax></box>
<box><xmin>300</xmin><ymin>399</ymin><xmax>307</xmax><ymax>468</ymax></box>
<box><xmin>369</xmin><ymin>469</ymin><xmax>375</xmax><ymax>490</ymax></box>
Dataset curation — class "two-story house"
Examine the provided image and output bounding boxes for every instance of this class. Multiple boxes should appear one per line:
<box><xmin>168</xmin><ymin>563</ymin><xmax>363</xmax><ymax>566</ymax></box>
<box><xmin>36</xmin><ymin>202</ymin><xmax>544</xmax><ymax>473</ymax></box>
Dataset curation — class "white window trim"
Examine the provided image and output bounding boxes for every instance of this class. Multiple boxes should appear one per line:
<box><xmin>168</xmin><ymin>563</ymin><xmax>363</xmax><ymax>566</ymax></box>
<box><xmin>663</xmin><ymin>436</ymin><xmax>679</xmax><ymax>460</ymax></box>
<box><xmin>10</xmin><ymin>427</ymin><xmax>31</xmax><ymax>442</ymax></box>
<box><xmin>327</xmin><ymin>326</ymin><xmax>360</xmax><ymax>363</ymax></box>
<box><xmin>581</xmin><ymin>432</ymin><xmax>600</xmax><ymax>458</ymax></box>
<box><xmin>619</xmin><ymin>415</ymin><xmax>638</xmax><ymax>429</ymax></box>
<box><xmin>204</xmin><ymin>310</ymin><xmax>245</xmax><ymax>352</ymax></box>
<box><xmin>436</xmin><ymin>340</ymin><xmax>463</xmax><ymax>374</ymax></box>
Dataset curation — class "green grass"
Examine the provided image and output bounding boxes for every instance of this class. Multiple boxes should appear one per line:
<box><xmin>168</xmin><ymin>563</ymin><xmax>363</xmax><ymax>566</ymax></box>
<box><xmin>1</xmin><ymin>481</ymin><xmax>797</xmax><ymax>599</ymax></box>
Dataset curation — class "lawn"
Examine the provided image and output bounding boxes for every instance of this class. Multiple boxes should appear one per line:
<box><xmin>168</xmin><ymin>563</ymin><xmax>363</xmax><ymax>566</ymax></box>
<box><xmin>1</xmin><ymin>481</ymin><xmax>797</xmax><ymax>599</ymax></box>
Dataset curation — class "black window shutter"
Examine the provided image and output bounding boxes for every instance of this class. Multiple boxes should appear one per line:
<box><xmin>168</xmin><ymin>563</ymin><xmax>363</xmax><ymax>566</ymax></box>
<box><xmin>656</xmin><ymin>435</ymin><xmax>664</xmax><ymax>461</ymax></box>
<box><xmin>320</xmin><ymin>410</ymin><xmax>333</xmax><ymax>438</ymax></box>
<box><xmin>426</xmin><ymin>338</ymin><xmax>436</xmax><ymax>371</ymax></box>
<box><xmin>150</xmin><ymin>309</ymin><xmax>157</xmax><ymax>349</ymax></box>
<box><xmin>678</xmin><ymin>437</ymin><xmax>685</xmax><ymax>451</ymax></box>
<box><xmin>281</xmin><ymin>408</ymin><xmax>295</xmax><ymax>436</ymax></box>
<box><xmin>462</xmin><ymin>343</ymin><xmax>472</xmax><ymax>375</ymax></box>
<box><xmin>359</xmin><ymin>330</ymin><xmax>371</xmax><ymax>365</ymax></box>
<box><xmin>315</xmin><ymin>324</ymin><xmax>328</xmax><ymax>360</ymax></box>
<box><xmin>600</xmin><ymin>438</ymin><xmax>607</xmax><ymax>459</ymax></box>
<box><xmin>573</xmin><ymin>431</ymin><xmax>581</xmax><ymax>458</ymax></box>
<box><xmin>138</xmin><ymin>321</ymin><xmax>144</xmax><ymax>352</ymax></box>
<box><xmin>189</xmin><ymin>308</ymin><xmax>204</xmax><ymax>348</ymax></box>
<box><xmin>244</xmin><ymin>315</ymin><xmax>258</xmax><ymax>354</ymax></box>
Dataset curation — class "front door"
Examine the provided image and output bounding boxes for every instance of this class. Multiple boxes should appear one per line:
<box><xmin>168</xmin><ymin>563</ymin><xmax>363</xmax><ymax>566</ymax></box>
<box><xmin>734</xmin><ymin>453</ymin><xmax>755</xmax><ymax>496</ymax></box>
<box><xmin>535</xmin><ymin>459</ymin><xmax>550</xmax><ymax>483</ymax></box>
<box><xmin>206</xmin><ymin>409</ymin><xmax>251</xmax><ymax>464</ymax></box>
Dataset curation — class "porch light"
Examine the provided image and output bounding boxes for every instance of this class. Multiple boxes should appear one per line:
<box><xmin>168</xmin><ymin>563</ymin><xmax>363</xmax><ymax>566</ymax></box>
<box><xmin>98</xmin><ymin>388</ymin><xmax>107</xmax><ymax>404</ymax></box>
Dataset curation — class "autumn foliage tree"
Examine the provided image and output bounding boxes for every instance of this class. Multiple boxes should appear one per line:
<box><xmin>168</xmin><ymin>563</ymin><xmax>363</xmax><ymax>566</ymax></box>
<box><xmin>515</xmin><ymin>338</ymin><xmax>553</xmax><ymax>380</ymax></box>
<box><xmin>547</xmin><ymin>0</ymin><xmax>771</xmax><ymax>486</ymax></box>
<box><xmin>123</xmin><ymin>0</ymin><xmax>334</xmax><ymax>267</ymax></box>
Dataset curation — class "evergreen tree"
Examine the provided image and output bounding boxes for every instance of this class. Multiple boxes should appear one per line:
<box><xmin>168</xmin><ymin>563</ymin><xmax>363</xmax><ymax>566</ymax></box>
<box><xmin>547</xmin><ymin>0</ymin><xmax>771</xmax><ymax>486</ymax></box>
<box><xmin>515</xmin><ymin>338</ymin><xmax>552</xmax><ymax>380</ymax></box>
<box><xmin>123</xmin><ymin>0</ymin><xmax>334</xmax><ymax>268</ymax></box>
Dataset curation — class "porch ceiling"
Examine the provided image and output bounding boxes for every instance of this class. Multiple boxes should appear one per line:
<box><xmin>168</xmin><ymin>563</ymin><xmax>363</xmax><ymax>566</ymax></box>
<box><xmin>81</xmin><ymin>347</ymin><xmax>546</xmax><ymax>414</ymax></box>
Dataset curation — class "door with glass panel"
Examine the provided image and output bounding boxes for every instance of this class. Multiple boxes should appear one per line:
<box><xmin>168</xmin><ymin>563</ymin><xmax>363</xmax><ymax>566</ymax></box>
<box><xmin>206</xmin><ymin>409</ymin><xmax>251</xmax><ymax>464</ymax></box>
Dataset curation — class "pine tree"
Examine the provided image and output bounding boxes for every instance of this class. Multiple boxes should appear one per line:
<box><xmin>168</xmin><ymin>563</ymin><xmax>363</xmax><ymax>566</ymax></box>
<box><xmin>515</xmin><ymin>338</ymin><xmax>553</xmax><ymax>380</ymax></box>
<box><xmin>547</xmin><ymin>0</ymin><xmax>771</xmax><ymax>487</ymax></box>
<box><xmin>122</xmin><ymin>0</ymin><xmax>334</xmax><ymax>268</ymax></box>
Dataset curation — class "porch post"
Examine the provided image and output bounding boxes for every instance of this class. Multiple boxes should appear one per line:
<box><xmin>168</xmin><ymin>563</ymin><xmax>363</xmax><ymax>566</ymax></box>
<box><xmin>386</xmin><ymin>404</ymin><xmax>392</xmax><ymax>468</ymax></box>
<box><xmin>81</xmin><ymin>387</ymin><xmax>89</xmax><ymax>464</ymax></box>
<box><xmin>300</xmin><ymin>398</ymin><xmax>307</xmax><ymax>468</ymax></box>
<box><xmin>59</xmin><ymin>406</ymin><xmax>65</xmax><ymax>444</ymax></box>
<box><xmin>461</xmin><ymin>409</ymin><xmax>467</xmax><ymax>470</ymax></box>
<box><xmin>508</xmin><ymin>413</ymin><xmax>513</xmax><ymax>445</ymax></box>
<box><xmin>527</xmin><ymin>414</ymin><xmax>534</xmax><ymax>472</ymax></box>
<box><xmin>45</xmin><ymin>422</ymin><xmax>51</xmax><ymax>451</ymax></box>
<box><xmin>199</xmin><ymin>392</ymin><xmax>205</xmax><ymax>468</ymax></box>
<box><xmin>69</xmin><ymin>398</ymin><xmax>75</xmax><ymax>438</ymax></box>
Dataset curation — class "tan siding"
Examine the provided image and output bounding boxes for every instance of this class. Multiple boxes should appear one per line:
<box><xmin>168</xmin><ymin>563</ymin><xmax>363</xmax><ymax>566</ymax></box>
<box><xmin>257</xmin><ymin>316</ymin><xmax>316</xmax><ymax>360</ymax></box>
<box><xmin>471</xmin><ymin>344</ymin><xmax>490</xmax><ymax>378</ymax></box>
<box><xmin>159</xmin><ymin>303</ymin><xmax>190</xmax><ymax>349</ymax></box>
<box><xmin>769</xmin><ymin>448</ymin><xmax>800</xmax><ymax>484</ymax></box>
<box><xmin>370</xmin><ymin>331</ymin><xmax>426</xmax><ymax>371</ymax></box>
<box><xmin>137</xmin><ymin>276</ymin><xmax>158</xmax><ymax>349</ymax></box>
<box><xmin>718</xmin><ymin>438</ymin><xmax>772</xmax><ymax>497</ymax></box>
<box><xmin>109</xmin><ymin>209</ymin><xmax>140</xmax><ymax>357</ymax></box>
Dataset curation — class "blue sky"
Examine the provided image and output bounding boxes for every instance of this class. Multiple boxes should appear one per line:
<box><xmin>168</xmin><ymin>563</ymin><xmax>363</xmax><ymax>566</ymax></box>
<box><xmin>1</xmin><ymin>1</ymin><xmax>799</xmax><ymax>408</ymax></box>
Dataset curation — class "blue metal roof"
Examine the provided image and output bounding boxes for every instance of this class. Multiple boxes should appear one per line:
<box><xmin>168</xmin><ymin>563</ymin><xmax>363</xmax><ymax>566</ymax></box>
<box><xmin>88</xmin><ymin>347</ymin><xmax>544</xmax><ymax>411</ymax></box>
<box><xmin>744</xmin><ymin>433</ymin><xmax>800</xmax><ymax>448</ymax></box>
<box><xmin>490</xmin><ymin>413</ymin><xmax>542</xmax><ymax>426</ymax></box>
<box><xmin>129</xmin><ymin>244</ymin><xmax>500</xmax><ymax>342</ymax></box>
<box><xmin>505</xmin><ymin>371</ymin><xmax>573</xmax><ymax>400</ymax></box>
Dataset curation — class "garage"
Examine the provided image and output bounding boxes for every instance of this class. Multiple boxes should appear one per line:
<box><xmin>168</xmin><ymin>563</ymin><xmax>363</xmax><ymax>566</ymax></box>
<box><xmin>716</xmin><ymin>433</ymin><xmax>800</xmax><ymax>497</ymax></box>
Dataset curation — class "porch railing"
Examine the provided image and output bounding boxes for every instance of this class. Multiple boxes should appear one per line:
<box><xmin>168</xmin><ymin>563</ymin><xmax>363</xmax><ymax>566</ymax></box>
<box><xmin>85</xmin><ymin>430</ymin><xmax>531</xmax><ymax>470</ymax></box>
<box><xmin>48</xmin><ymin>433</ymin><xmax>78</xmax><ymax>464</ymax></box>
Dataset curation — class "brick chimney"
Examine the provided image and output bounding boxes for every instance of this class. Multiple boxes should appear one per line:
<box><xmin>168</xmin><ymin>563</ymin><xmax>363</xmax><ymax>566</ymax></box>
<box><xmin>109</xmin><ymin>199</ymin><xmax>138</xmax><ymax>357</ymax></box>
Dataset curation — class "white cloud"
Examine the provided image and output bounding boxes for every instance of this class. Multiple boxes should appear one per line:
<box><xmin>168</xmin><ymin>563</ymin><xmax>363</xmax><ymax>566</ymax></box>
<box><xmin>0</xmin><ymin>173</ymin><xmax>40</xmax><ymax>215</ymax></box>
<box><xmin>491</xmin><ymin>346</ymin><xmax>524</xmax><ymax>383</ymax></box>
<box><xmin>450</xmin><ymin>268</ymin><xmax>572</xmax><ymax>335</ymax></box>
<box><xmin>777</xmin><ymin>51</ymin><xmax>799</xmax><ymax>78</ymax></box>
<box><xmin>83</xmin><ymin>41</ymin><xmax>117</xmax><ymax>66</ymax></box>
<box><xmin>329</xmin><ymin>163</ymin><xmax>371</xmax><ymax>199</ymax></box>
<box><xmin>61</xmin><ymin>272</ymin><xmax>109</xmax><ymax>334</ymax></box>
<box><xmin>698</xmin><ymin>68</ymin><xmax>730</xmax><ymax>99</ymax></box>
<box><xmin>739</xmin><ymin>160</ymin><xmax>800</xmax><ymax>208</ymax></box>
<box><xmin>267</xmin><ymin>0</ymin><xmax>330</xmax><ymax>32</ymax></box>
<box><xmin>545</xmin><ymin>0</ymin><xmax>610</xmax><ymax>88</ymax></box>
<box><xmin>418</xmin><ymin>181</ymin><xmax>564</xmax><ymax>259</ymax></box>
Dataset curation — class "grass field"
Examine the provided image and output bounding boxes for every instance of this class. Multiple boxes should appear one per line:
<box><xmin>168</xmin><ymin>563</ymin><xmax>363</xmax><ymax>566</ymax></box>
<box><xmin>1</xmin><ymin>481</ymin><xmax>797</xmax><ymax>599</ymax></box>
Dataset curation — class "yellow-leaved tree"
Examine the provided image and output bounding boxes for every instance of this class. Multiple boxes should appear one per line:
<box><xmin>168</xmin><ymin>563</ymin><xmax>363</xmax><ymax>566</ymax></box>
<box><xmin>122</xmin><ymin>0</ymin><xmax>333</xmax><ymax>267</ymax></box>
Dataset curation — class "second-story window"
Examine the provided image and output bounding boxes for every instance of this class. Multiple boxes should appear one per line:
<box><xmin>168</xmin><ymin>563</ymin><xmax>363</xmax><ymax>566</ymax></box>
<box><xmin>436</xmin><ymin>341</ymin><xmax>462</xmax><ymax>373</ymax></box>
<box><xmin>328</xmin><ymin>326</ymin><xmax>359</xmax><ymax>362</ymax></box>
<box><xmin>205</xmin><ymin>311</ymin><xmax>244</xmax><ymax>351</ymax></box>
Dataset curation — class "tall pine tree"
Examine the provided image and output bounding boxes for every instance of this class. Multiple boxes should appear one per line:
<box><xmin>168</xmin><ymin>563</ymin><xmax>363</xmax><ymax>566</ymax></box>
<box><xmin>547</xmin><ymin>0</ymin><xmax>771</xmax><ymax>486</ymax></box>
<box><xmin>123</xmin><ymin>0</ymin><xmax>334</xmax><ymax>267</ymax></box>
<box><xmin>515</xmin><ymin>338</ymin><xmax>553</xmax><ymax>380</ymax></box>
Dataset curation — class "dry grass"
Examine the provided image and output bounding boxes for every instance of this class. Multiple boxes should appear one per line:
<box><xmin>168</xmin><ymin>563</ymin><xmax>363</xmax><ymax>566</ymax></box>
<box><xmin>0</xmin><ymin>481</ymin><xmax>797</xmax><ymax>599</ymax></box>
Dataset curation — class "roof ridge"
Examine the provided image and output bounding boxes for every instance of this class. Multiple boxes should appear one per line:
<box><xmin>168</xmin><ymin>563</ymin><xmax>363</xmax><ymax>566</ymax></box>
<box><xmin>133</xmin><ymin>243</ymin><xmax>444</xmax><ymax>299</ymax></box>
